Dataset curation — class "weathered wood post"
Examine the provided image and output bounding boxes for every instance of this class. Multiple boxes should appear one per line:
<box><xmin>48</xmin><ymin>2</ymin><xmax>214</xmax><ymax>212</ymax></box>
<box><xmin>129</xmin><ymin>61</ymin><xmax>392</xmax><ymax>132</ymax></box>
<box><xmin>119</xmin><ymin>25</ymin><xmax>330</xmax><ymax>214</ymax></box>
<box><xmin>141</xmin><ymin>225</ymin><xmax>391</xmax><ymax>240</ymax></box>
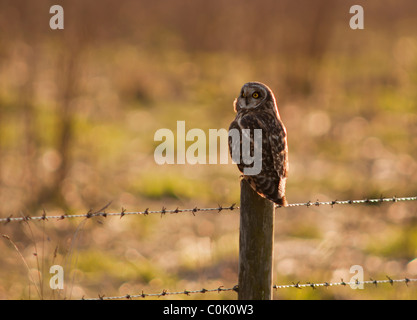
<box><xmin>238</xmin><ymin>179</ymin><xmax>275</xmax><ymax>300</ymax></box>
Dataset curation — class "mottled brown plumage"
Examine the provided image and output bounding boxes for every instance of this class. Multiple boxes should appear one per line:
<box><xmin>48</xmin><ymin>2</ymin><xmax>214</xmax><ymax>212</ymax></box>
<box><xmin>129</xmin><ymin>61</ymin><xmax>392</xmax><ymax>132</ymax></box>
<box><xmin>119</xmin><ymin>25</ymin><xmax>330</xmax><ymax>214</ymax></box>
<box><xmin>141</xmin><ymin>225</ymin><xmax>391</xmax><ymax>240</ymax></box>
<box><xmin>228</xmin><ymin>82</ymin><xmax>288</xmax><ymax>206</ymax></box>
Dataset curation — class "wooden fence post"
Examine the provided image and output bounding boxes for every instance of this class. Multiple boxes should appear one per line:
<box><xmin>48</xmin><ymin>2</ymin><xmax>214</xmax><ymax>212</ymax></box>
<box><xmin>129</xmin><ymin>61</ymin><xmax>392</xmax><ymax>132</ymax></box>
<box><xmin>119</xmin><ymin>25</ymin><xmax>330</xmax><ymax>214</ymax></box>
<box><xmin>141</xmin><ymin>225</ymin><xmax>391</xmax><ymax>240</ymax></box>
<box><xmin>238</xmin><ymin>179</ymin><xmax>275</xmax><ymax>300</ymax></box>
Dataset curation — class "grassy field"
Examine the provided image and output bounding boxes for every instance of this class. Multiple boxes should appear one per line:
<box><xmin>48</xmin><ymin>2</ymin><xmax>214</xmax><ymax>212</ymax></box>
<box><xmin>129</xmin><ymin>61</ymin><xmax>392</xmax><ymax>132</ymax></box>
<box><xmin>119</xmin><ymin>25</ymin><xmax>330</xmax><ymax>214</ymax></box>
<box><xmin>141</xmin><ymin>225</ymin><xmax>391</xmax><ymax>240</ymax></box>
<box><xmin>0</xmin><ymin>0</ymin><xmax>416</xmax><ymax>299</ymax></box>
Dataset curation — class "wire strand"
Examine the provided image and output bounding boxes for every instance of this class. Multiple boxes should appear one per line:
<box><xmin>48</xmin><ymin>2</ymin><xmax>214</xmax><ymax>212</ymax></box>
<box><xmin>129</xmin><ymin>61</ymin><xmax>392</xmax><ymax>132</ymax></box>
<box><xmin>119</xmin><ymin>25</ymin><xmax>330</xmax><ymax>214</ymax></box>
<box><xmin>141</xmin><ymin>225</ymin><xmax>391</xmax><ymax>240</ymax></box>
<box><xmin>1</xmin><ymin>195</ymin><xmax>416</xmax><ymax>224</ymax></box>
<box><xmin>284</xmin><ymin>196</ymin><xmax>417</xmax><ymax>208</ymax></box>
<box><xmin>82</xmin><ymin>277</ymin><xmax>417</xmax><ymax>300</ymax></box>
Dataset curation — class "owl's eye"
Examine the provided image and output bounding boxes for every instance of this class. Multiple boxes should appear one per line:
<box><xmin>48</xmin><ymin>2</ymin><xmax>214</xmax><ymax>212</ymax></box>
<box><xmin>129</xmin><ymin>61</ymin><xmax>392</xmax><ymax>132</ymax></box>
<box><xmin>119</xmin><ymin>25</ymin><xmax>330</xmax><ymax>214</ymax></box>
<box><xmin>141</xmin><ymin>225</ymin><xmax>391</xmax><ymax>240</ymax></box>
<box><xmin>252</xmin><ymin>92</ymin><xmax>260</xmax><ymax>99</ymax></box>
<box><xmin>241</xmin><ymin>92</ymin><xmax>246</xmax><ymax>98</ymax></box>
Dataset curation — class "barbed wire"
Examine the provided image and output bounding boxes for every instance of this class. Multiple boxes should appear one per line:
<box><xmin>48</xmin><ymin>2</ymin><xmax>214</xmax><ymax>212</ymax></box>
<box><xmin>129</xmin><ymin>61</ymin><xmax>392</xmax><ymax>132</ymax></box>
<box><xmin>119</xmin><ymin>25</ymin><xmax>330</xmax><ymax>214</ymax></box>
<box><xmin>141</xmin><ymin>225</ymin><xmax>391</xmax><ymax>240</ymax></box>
<box><xmin>286</xmin><ymin>195</ymin><xmax>417</xmax><ymax>208</ymax></box>
<box><xmin>0</xmin><ymin>202</ymin><xmax>238</xmax><ymax>224</ymax></box>
<box><xmin>82</xmin><ymin>277</ymin><xmax>417</xmax><ymax>300</ymax></box>
<box><xmin>273</xmin><ymin>276</ymin><xmax>417</xmax><ymax>289</ymax></box>
<box><xmin>1</xmin><ymin>195</ymin><xmax>416</xmax><ymax>224</ymax></box>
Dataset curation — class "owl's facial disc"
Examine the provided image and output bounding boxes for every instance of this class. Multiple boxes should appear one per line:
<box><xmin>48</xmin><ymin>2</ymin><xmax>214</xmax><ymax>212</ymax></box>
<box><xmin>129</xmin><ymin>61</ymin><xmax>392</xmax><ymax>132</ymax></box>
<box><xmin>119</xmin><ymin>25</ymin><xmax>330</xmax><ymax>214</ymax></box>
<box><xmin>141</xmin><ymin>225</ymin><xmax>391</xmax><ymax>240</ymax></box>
<box><xmin>238</xmin><ymin>85</ymin><xmax>264</xmax><ymax>109</ymax></box>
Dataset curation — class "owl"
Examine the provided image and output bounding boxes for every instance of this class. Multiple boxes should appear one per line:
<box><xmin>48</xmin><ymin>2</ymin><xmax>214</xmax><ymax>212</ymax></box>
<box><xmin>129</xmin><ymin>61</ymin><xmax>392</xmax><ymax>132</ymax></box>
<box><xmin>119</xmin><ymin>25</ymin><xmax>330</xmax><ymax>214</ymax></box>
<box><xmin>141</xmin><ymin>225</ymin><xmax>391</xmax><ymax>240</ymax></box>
<box><xmin>228</xmin><ymin>82</ymin><xmax>288</xmax><ymax>206</ymax></box>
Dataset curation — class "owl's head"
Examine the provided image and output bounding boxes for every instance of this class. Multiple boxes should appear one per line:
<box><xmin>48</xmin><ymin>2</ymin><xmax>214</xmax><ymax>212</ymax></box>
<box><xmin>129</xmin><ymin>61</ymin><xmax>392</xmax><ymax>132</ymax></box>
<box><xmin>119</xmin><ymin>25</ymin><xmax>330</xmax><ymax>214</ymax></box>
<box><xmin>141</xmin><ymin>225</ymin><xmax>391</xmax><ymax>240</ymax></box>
<box><xmin>233</xmin><ymin>82</ymin><xmax>276</xmax><ymax>112</ymax></box>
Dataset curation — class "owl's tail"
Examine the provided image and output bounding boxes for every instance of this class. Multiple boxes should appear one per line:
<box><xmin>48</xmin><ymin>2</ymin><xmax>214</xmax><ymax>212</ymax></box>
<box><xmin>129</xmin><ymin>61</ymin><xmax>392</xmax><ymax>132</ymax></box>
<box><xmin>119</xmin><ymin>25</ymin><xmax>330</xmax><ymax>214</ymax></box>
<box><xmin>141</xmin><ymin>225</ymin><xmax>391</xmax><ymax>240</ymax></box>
<box><xmin>258</xmin><ymin>192</ymin><xmax>288</xmax><ymax>207</ymax></box>
<box><xmin>244</xmin><ymin>175</ymin><xmax>288</xmax><ymax>207</ymax></box>
<box><xmin>272</xmin><ymin>195</ymin><xmax>288</xmax><ymax>207</ymax></box>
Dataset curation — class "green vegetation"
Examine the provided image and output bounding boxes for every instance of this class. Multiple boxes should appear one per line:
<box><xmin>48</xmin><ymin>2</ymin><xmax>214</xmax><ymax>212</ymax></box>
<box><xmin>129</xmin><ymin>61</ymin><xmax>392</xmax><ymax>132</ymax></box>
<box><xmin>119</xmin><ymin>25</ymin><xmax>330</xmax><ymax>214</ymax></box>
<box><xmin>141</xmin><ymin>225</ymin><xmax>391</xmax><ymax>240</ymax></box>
<box><xmin>0</xmin><ymin>0</ymin><xmax>416</xmax><ymax>299</ymax></box>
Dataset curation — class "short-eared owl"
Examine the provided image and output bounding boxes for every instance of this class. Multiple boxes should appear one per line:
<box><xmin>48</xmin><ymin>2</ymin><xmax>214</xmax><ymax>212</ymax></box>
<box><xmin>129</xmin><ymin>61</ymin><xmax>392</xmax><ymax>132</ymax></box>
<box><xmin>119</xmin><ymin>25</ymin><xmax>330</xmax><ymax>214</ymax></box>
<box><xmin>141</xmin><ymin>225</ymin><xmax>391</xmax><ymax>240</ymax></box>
<box><xmin>228</xmin><ymin>82</ymin><xmax>288</xmax><ymax>206</ymax></box>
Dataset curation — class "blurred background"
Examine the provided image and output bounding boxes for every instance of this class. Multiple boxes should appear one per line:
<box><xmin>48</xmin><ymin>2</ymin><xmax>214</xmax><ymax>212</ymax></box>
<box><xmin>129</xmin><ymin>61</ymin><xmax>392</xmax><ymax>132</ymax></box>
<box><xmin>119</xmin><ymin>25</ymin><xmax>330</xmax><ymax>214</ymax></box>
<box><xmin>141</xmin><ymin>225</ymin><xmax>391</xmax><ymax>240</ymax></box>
<box><xmin>0</xmin><ymin>0</ymin><xmax>417</xmax><ymax>299</ymax></box>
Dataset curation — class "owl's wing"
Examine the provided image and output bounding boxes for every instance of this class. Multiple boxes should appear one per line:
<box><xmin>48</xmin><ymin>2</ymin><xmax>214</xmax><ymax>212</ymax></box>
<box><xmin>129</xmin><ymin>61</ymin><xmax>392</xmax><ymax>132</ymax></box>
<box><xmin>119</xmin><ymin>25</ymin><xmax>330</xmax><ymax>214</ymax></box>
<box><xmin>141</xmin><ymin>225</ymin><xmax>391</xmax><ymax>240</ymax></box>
<box><xmin>267</xmin><ymin>118</ymin><xmax>288</xmax><ymax>179</ymax></box>
<box><xmin>267</xmin><ymin>118</ymin><xmax>288</xmax><ymax>205</ymax></box>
